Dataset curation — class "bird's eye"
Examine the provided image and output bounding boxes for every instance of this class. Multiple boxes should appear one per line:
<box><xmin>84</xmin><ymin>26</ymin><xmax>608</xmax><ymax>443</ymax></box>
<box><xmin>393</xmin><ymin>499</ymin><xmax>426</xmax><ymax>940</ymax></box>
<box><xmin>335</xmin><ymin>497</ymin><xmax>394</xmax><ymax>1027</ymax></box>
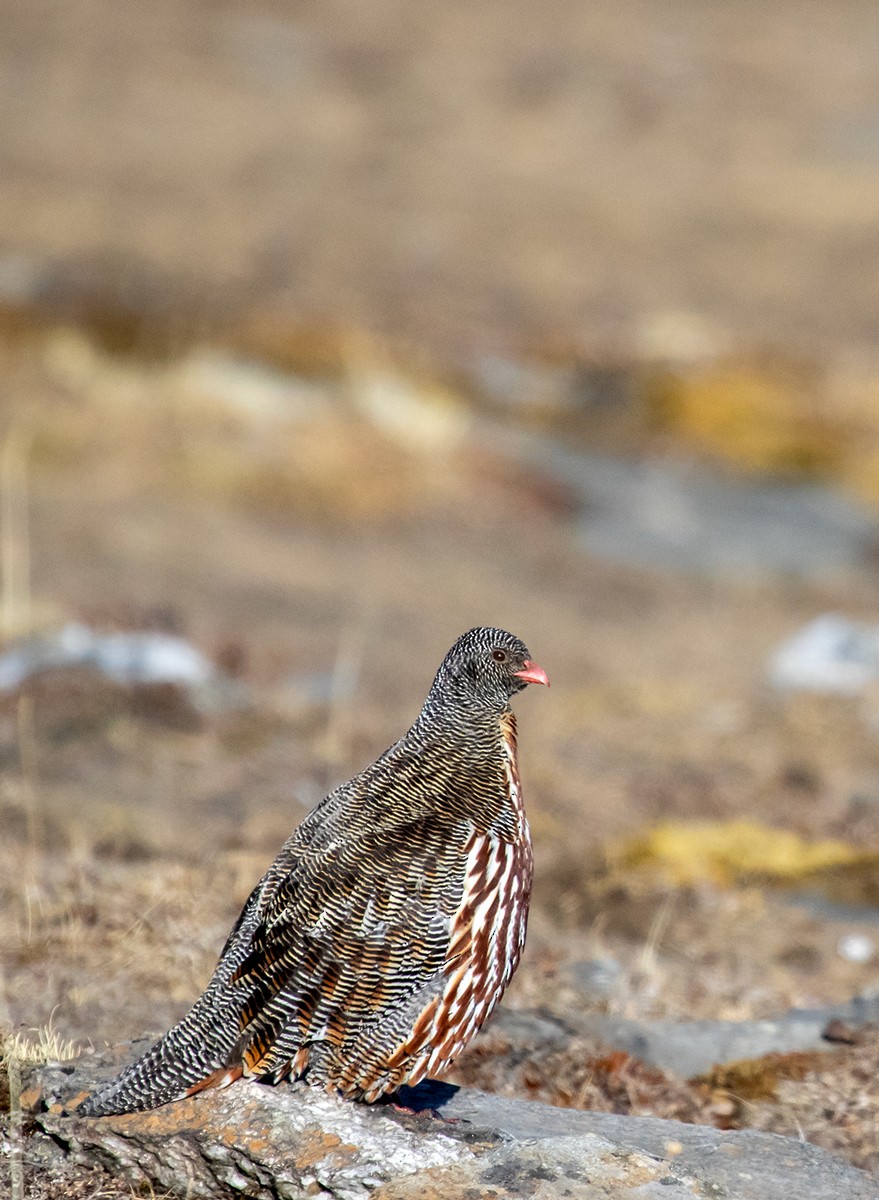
<box><xmin>492</xmin><ymin>649</ymin><xmax>508</xmax><ymax>663</ymax></box>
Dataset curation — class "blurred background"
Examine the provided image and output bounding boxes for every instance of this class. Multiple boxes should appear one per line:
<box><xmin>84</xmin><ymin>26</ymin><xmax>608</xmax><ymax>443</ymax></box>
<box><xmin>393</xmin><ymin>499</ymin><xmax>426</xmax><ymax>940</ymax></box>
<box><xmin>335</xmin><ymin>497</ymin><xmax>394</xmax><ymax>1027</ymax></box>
<box><xmin>5</xmin><ymin>0</ymin><xmax>879</xmax><ymax>1176</ymax></box>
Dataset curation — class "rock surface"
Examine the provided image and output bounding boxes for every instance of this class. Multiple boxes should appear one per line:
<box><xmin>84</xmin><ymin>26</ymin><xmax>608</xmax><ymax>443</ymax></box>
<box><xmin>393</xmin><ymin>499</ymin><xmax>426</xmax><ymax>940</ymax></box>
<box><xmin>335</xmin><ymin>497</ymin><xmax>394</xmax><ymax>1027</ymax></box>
<box><xmin>486</xmin><ymin>995</ymin><xmax>879</xmax><ymax>1078</ymax></box>
<box><xmin>513</xmin><ymin>438</ymin><xmax>879</xmax><ymax>578</ymax></box>
<box><xmin>22</xmin><ymin>1041</ymin><xmax>877</xmax><ymax>1200</ymax></box>
<box><xmin>567</xmin><ymin>1005</ymin><xmax>872</xmax><ymax>1079</ymax></box>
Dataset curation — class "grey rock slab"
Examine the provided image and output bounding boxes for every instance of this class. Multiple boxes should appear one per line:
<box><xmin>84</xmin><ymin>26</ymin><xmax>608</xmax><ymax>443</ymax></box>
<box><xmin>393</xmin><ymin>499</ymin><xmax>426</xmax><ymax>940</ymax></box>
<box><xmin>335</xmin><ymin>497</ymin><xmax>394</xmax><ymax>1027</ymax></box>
<box><xmin>437</xmin><ymin>1089</ymin><xmax>877</xmax><ymax>1200</ymax></box>
<box><xmin>483</xmin><ymin>1005</ymin><xmax>577</xmax><ymax>1048</ymax></box>
<box><xmin>484</xmin><ymin>996</ymin><xmax>879</xmax><ymax>1079</ymax></box>
<box><xmin>569</xmin><ymin>993</ymin><xmax>879</xmax><ymax>1077</ymax></box>
<box><xmin>573</xmin><ymin>1013</ymin><xmax>835</xmax><ymax>1078</ymax></box>
<box><xmin>491</xmin><ymin>430</ymin><xmax>879</xmax><ymax>578</ymax></box>
<box><xmin>22</xmin><ymin>1043</ymin><xmax>878</xmax><ymax>1200</ymax></box>
<box><xmin>31</xmin><ymin>1057</ymin><xmax>466</xmax><ymax>1200</ymax></box>
<box><xmin>372</xmin><ymin>1134</ymin><xmax>708</xmax><ymax>1199</ymax></box>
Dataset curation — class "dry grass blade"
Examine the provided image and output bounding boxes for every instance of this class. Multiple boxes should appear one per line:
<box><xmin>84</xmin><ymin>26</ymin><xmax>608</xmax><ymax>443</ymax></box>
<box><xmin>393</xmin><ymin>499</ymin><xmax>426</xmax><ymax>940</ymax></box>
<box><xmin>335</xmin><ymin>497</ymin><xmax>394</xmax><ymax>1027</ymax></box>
<box><xmin>1</xmin><ymin>423</ymin><xmax>32</xmax><ymax>639</ymax></box>
<box><xmin>2</xmin><ymin>1025</ymin><xmax>77</xmax><ymax>1200</ymax></box>
<box><xmin>1</xmin><ymin>1024</ymin><xmax>80</xmax><ymax>1072</ymax></box>
<box><xmin>6</xmin><ymin>1050</ymin><xmax>23</xmax><ymax>1200</ymax></box>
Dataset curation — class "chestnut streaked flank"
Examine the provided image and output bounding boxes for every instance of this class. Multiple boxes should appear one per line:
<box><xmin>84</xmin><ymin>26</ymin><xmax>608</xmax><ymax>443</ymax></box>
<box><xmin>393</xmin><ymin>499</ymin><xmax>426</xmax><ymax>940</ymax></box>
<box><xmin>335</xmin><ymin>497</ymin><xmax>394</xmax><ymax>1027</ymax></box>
<box><xmin>79</xmin><ymin>627</ymin><xmax>549</xmax><ymax>1116</ymax></box>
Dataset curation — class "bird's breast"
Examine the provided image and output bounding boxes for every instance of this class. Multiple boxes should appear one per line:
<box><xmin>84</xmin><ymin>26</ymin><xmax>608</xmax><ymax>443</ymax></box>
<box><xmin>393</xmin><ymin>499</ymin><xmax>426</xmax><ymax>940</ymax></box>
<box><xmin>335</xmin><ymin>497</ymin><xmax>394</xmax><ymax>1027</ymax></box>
<box><xmin>410</xmin><ymin>714</ymin><xmax>533</xmax><ymax>1071</ymax></box>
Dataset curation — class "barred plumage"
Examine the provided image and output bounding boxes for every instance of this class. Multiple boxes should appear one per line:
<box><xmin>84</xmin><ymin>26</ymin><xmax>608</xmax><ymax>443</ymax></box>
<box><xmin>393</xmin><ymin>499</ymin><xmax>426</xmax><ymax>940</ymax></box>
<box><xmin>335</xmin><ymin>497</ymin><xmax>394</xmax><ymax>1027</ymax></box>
<box><xmin>78</xmin><ymin>627</ymin><xmax>548</xmax><ymax>1117</ymax></box>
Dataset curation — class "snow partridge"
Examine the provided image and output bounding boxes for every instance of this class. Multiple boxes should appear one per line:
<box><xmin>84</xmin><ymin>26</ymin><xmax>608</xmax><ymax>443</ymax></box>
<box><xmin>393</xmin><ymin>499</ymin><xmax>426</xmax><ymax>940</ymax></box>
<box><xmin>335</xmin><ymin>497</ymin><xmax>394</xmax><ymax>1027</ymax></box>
<box><xmin>79</xmin><ymin>626</ymin><xmax>548</xmax><ymax>1115</ymax></box>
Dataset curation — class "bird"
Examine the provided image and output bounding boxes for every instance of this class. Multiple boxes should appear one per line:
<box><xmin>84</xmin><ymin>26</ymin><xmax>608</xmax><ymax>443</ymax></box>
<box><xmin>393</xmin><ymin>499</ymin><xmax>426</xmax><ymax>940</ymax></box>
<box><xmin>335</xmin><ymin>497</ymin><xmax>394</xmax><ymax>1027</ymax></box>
<box><xmin>78</xmin><ymin>626</ymin><xmax>549</xmax><ymax>1117</ymax></box>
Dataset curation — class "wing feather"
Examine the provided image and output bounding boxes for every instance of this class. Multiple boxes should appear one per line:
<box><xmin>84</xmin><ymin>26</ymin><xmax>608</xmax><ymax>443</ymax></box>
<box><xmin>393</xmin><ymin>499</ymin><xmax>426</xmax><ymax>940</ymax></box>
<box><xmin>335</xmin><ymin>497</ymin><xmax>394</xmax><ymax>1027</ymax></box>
<box><xmin>222</xmin><ymin>792</ymin><xmax>472</xmax><ymax>1081</ymax></box>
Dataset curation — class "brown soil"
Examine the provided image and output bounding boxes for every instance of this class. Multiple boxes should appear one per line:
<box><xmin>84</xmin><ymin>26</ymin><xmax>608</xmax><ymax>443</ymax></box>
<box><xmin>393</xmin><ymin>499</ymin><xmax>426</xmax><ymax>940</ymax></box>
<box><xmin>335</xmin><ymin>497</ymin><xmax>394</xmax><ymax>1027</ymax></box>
<box><xmin>4</xmin><ymin>1</ymin><xmax>879</xmax><ymax>361</ymax></box>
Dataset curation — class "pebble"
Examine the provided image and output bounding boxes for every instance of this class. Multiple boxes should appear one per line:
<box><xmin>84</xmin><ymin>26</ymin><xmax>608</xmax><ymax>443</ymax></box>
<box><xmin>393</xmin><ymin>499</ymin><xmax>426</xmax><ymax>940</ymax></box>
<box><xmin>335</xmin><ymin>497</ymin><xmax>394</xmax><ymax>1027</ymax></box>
<box><xmin>836</xmin><ymin>933</ymin><xmax>875</xmax><ymax>964</ymax></box>
<box><xmin>769</xmin><ymin>614</ymin><xmax>879</xmax><ymax>695</ymax></box>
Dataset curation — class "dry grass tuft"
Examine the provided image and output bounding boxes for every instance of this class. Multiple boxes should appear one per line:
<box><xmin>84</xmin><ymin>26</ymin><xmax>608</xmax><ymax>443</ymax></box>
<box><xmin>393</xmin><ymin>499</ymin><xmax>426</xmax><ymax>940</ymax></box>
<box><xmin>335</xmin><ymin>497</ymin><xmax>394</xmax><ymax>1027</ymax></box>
<box><xmin>1</xmin><ymin>1025</ymin><xmax>79</xmax><ymax>1073</ymax></box>
<box><xmin>0</xmin><ymin>1024</ymin><xmax>78</xmax><ymax>1200</ymax></box>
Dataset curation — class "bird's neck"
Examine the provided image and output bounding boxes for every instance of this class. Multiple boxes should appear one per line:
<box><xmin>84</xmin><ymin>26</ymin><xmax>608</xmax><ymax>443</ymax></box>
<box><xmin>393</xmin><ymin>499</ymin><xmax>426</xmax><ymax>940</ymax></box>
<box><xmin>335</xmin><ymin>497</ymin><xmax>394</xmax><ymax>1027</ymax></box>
<box><xmin>410</xmin><ymin>699</ymin><xmax>516</xmax><ymax>799</ymax></box>
<box><xmin>395</xmin><ymin>702</ymin><xmax>521</xmax><ymax>838</ymax></box>
<box><xmin>415</xmin><ymin>692</ymin><xmax>512</xmax><ymax>743</ymax></box>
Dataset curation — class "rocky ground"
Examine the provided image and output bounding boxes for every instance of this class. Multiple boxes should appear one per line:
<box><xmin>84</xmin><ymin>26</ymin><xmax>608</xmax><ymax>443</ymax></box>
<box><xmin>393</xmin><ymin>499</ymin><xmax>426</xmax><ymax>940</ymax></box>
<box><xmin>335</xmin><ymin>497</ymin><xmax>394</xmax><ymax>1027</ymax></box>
<box><xmin>1</xmin><ymin>328</ymin><xmax>879</xmax><ymax>1195</ymax></box>
<box><xmin>4</xmin><ymin>2</ymin><xmax>879</xmax><ymax>1193</ymax></box>
<box><xmin>12</xmin><ymin>1045</ymin><xmax>877</xmax><ymax>1200</ymax></box>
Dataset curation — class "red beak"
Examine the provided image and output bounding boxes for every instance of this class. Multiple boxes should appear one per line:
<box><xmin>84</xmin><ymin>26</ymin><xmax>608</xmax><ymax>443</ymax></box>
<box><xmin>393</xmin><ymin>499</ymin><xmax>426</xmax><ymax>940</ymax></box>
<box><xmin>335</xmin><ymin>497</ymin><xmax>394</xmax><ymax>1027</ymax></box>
<box><xmin>513</xmin><ymin>659</ymin><xmax>550</xmax><ymax>687</ymax></box>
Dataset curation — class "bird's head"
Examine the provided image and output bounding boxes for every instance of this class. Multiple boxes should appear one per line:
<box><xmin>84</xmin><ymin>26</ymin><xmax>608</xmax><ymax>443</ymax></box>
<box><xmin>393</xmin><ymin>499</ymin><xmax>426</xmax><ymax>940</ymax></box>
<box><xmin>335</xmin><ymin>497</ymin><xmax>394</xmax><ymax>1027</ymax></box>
<box><xmin>428</xmin><ymin>627</ymin><xmax>549</xmax><ymax>715</ymax></box>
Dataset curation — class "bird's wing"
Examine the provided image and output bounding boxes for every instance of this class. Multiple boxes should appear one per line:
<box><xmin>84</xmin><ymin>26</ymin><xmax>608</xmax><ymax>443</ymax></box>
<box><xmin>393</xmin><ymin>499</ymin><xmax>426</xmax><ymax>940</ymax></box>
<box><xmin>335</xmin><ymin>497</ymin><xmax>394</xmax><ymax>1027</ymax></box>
<box><xmin>222</xmin><ymin>795</ymin><xmax>471</xmax><ymax>1076</ymax></box>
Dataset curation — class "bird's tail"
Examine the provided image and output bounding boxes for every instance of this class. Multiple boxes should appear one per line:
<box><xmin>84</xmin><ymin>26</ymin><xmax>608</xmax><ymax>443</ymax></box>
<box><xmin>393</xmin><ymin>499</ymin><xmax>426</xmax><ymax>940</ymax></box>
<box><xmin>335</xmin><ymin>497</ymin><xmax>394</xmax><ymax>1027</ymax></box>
<box><xmin>76</xmin><ymin>980</ymin><xmax>247</xmax><ymax>1116</ymax></box>
<box><xmin>77</xmin><ymin>888</ymin><xmax>264</xmax><ymax>1117</ymax></box>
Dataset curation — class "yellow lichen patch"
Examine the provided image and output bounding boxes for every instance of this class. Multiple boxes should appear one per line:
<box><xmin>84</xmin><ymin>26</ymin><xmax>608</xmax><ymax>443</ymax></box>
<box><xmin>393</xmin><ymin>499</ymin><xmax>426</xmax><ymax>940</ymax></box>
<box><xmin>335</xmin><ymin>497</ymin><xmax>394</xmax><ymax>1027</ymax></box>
<box><xmin>840</xmin><ymin>443</ymin><xmax>879</xmax><ymax>506</ymax></box>
<box><xmin>647</xmin><ymin>362</ymin><xmax>843</xmax><ymax>476</ymax></box>
<box><xmin>103</xmin><ymin>1099</ymin><xmax>216</xmax><ymax>1135</ymax></box>
<box><xmin>614</xmin><ymin>819</ymin><xmax>871</xmax><ymax>888</ymax></box>
<box><xmin>695</xmin><ymin>1049</ymin><xmax>827</xmax><ymax>1102</ymax></box>
<box><xmin>18</xmin><ymin>1085</ymin><xmax>45</xmax><ymax>1111</ymax></box>
<box><xmin>293</xmin><ymin>1127</ymin><xmax>353</xmax><ymax>1171</ymax></box>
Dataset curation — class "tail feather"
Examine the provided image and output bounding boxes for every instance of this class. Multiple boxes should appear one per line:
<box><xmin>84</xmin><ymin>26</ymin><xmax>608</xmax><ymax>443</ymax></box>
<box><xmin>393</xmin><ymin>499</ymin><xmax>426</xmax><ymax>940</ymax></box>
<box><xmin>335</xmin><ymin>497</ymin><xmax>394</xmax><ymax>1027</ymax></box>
<box><xmin>78</xmin><ymin>885</ymin><xmax>265</xmax><ymax>1117</ymax></box>
<box><xmin>184</xmin><ymin>1064</ymin><xmax>244</xmax><ymax>1098</ymax></box>
<box><xmin>77</xmin><ymin>990</ymin><xmax>243</xmax><ymax>1116</ymax></box>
